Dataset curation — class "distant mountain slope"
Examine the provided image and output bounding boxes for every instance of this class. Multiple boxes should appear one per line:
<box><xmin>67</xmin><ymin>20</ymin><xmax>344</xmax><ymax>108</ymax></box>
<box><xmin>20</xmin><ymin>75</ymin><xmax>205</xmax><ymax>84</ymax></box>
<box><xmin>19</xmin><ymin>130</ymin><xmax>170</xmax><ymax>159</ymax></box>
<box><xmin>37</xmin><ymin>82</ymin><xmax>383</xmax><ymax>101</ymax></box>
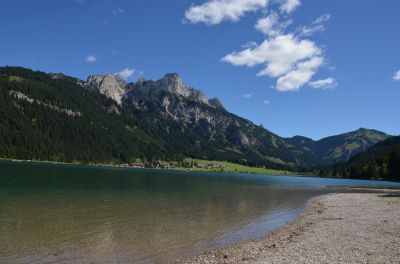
<box><xmin>287</xmin><ymin>128</ymin><xmax>390</xmax><ymax>165</ymax></box>
<box><xmin>348</xmin><ymin>136</ymin><xmax>400</xmax><ymax>165</ymax></box>
<box><xmin>315</xmin><ymin>128</ymin><xmax>389</xmax><ymax>164</ymax></box>
<box><xmin>315</xmin><ymin>136</ymin><xmax>400</xmax><ymax>181</ymax></box>
<box><xmin>0</xmin><ymin>66</ymin><xmax>390</xmax><ymax>168</ymax></box>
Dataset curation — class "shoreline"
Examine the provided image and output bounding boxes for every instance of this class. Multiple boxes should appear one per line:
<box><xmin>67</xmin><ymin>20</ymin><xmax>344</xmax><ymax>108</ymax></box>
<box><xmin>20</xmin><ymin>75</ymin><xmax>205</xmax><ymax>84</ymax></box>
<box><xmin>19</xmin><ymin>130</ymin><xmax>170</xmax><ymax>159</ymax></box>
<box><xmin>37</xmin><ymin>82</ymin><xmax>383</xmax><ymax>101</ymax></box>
<box><xmin>176</xmin><ymin>190</ymin><xmax>400</xmax><ymax>263</ymax></box>
<box><xmin>4</xmin><ymin>158</ymin><xmax>400</xmax><ymax>188</ymax></box>
<box><xmin>0</xmin><ymin>157</ymin><xmax>300</xmax><ymax>176</ymax></box>
<box><xmin>2</xmin><ymin>158</ymin><xmax>399</xmax><ymax>183</ymax></box>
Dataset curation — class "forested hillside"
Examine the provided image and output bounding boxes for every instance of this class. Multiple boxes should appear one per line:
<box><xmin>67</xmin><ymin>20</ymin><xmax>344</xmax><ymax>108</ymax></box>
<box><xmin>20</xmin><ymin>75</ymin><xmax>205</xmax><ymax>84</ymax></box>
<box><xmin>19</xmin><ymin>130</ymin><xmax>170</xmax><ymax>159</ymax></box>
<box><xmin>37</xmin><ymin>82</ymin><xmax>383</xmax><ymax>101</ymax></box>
<box><xmin>0</xmin><ymin>66</ymin><xmax>392</xmax><ymax>171</ymax></box>
<box><xmin>314</xmin><ymin>136</ymin><xmax>400</xmax><ymax>181</ymax></box>
<box><xmin>0</xmin><ymin>67</ymin><xmax>298</xmax><ymax>168</ymax></box>
<box><xmin>0</xmin><ymin>67</ymin><xmax>161</xmax><ymax>163</ymax></box>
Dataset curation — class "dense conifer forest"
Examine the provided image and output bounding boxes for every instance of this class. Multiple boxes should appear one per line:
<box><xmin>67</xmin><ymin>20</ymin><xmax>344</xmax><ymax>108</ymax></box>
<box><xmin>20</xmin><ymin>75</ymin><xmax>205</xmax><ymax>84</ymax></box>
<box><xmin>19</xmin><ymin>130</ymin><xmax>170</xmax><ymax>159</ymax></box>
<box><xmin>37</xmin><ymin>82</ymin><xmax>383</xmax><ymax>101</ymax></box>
<box><xmin>1</xmin><ymin>66</ymin><xmax>398</xmax><ymax>181</ymax></box>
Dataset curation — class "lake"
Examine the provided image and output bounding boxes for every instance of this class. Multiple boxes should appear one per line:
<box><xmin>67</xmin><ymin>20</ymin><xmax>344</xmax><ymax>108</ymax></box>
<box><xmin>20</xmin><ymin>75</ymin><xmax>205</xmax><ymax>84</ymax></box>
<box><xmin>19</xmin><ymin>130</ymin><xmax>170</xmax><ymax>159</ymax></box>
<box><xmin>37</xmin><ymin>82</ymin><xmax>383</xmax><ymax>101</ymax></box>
<box><xmin>1</xmin><ymin>161</ymin><xmax>399</xmax><ymax>263</ymax></box>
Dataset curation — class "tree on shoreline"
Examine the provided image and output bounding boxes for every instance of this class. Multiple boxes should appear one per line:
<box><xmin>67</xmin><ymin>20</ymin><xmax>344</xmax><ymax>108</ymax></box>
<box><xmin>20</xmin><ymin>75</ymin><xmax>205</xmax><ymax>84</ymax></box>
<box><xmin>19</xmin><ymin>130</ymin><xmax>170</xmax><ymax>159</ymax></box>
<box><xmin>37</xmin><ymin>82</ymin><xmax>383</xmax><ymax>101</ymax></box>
<box><xmin>388</xmin><ymin>147</ymin><xmax>400</xmax><ymax>180</ymax></box>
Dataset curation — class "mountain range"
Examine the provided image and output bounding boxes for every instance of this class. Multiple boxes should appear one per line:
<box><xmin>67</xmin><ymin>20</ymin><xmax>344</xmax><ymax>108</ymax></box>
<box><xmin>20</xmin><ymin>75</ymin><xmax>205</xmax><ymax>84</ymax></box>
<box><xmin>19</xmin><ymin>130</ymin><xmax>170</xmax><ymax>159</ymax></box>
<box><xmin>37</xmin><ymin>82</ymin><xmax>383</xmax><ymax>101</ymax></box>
<box><xmin>315</xmin><ymin>136</ymin><xmax>400</xmax><ymax>181</ymax></box>
<box><xmin>0</xmin><ymin>66</ymin><xmax>391</xmax><ymax>170</ymax></box>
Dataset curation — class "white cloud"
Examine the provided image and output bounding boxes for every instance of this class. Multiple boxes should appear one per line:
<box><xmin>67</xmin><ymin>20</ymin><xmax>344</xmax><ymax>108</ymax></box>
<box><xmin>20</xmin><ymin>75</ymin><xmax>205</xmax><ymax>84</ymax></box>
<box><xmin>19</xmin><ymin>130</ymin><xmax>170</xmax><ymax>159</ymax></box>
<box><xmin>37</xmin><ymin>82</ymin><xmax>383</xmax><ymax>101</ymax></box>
<box><xmin>301</xmin><ymin>24</ymin><xmax>324</xmax><ymax>36</ymax></box>
<box><xmin>313</xmin><ymin>14</ymin><xmax>331</xmax><ymax>25</ymax></box>
<box><xmin>255</xmin><ymin>12</ymin><xmax>278</xmax><ymax>35</ymax></box>
<box><xmin>280</xmin><ymin>0</ymin><xmax>301</xmax><ymax>14</ymax></box>
<box><xmin>222</xmin><ymin>34</ymin><xmax>321</xmax><ymax>78</ymax></box>
<box><xmin>276</xmin><ymin>56</ymin><xmax>324</xmax><ymax>91</ymax></box>
<box><xmin>393</xmin><ymin>70</ymin><xmax>400</xmax><ymax>81</ymax></box>
<box><xmin>185</xmin><ymin>0</ymin><xmax>331</xmax><ymax>92</ymax></box>
<box><xmin>241</xmin><ymin>41</ymin><xmax>258</xmax><ymax>48</ymax></box>
<box><xmin>254</xmin><ymin>12</ymin><xmax>292</xmax><ymax>37</ymax></box>
<box><xmin>309</xmin><ymin>77</ymin><xmax>337</xmax><ymax>89</ymax></box>
<box><xmin>117</xmin><ymin>68</ymin><xmax>136</xmax><ymax>79</ymax></box>
<box><xmin>85</xmin><ymin>55</ymin><xmax>97</xmax><ymax>62</ymax></box>
<box><xmin>263</xmin><ymin>99</ymin><xmax>270</xmax><ymax>104</ymax></box>
<box><xmin>300</xmin><ymin>14</ymin><xmax>331</xmax><ymax>36</ymax></box>
<box><xmin>242</xmin><ymin>93</ymin><xmax>252</xmax><ymax>98</ymax></box>
<box><xmin>184</xmin><ymin>0</ymin><xmax>269</xmax><ymax>25</ymax></box>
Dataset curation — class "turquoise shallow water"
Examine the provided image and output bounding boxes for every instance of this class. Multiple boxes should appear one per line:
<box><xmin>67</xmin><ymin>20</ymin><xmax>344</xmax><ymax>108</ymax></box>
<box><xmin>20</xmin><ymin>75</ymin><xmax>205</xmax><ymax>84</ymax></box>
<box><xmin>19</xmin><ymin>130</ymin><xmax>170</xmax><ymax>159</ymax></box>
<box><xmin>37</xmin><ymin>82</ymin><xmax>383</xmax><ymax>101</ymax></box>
<box><xmin>0</xmin><ymin>161</ymin><xmax>399</xmax><ymax>263</ymax></box>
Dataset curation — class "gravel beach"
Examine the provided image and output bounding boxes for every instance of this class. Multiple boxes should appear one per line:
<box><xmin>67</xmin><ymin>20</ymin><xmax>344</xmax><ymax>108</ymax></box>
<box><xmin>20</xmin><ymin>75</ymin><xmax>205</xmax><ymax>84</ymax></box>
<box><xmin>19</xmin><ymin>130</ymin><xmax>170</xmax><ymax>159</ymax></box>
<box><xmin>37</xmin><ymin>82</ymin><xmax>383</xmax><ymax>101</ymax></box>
<box><xmin>176</xmin><ymin>192</ymin><xmax>400</xmax><ymax>264</ymax></box>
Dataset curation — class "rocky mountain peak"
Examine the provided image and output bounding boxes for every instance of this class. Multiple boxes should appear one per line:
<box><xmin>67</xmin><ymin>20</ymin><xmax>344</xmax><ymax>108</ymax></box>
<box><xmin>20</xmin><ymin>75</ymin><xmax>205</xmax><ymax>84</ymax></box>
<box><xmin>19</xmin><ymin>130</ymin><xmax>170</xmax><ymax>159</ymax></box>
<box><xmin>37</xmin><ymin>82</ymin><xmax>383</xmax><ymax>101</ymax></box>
<box><xmin>137</xmin><ymin>76</ymin><xmax>145</xmax><ymax>84</ymax></box>
<box><xmin>355</xmin><ymin>127</ymin><xmax>383</xmax><ymax>134</ymax></box>
<box><xmin>159</xmin><ymin>73</ymin><xmax>189</xmax><ymax>96</ymax></box>
<box><xmin>86</xmin><ymin>74</ymin><xmax>126</xmax><ymax>104</ymax></box>
<box><xmin>163</xmin><ymin>72</ymin><xmax>181</xmax><ymax>80</ymax></box>
<box><xmin>208</xmin><ymin>98</ymin><xmax>225</xmax><ymax>110</ymax></box>
<box><xmin>127</xmin><ymin>73</ymin><xmax>209</xmax><ymax>105</ymax></box>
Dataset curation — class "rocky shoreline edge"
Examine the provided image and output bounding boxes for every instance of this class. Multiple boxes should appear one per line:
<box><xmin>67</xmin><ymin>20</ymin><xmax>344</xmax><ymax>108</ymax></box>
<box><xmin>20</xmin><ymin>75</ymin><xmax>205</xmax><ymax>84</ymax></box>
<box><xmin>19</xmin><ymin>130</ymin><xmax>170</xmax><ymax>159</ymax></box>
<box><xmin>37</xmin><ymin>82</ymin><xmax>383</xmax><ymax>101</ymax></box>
<box><xmin>175</xmin><ymin>190</ymin><xmax>400</xmax><ymax>264</ymax></box>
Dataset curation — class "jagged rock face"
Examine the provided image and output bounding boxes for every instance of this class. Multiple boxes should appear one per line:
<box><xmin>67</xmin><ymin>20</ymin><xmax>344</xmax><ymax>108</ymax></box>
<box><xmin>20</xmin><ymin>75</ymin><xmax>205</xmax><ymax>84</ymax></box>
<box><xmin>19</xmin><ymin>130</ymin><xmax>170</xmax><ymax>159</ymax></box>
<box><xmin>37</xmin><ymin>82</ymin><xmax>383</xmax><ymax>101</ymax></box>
<box><xmin>208</xmin><ymin>98</ymin><xmax>224</xmax><ymax>110</ymax></box>
<box><xmin>86</xmin><ymin>74</ymin><xmax>126</xmax><ymax>104</ymax></box>
<box><xmin>126</xmin><ymin>73</ymin><xmax>208</xmax><ymax>105</ymax></box>
<box><xmin>124</xmin><ymin>73</ymin><xmax>264</xmax><ymax>148</ymax></box>
<box><xmin>159</xmin><ymin>73</ymin><xmax>208</xmax><ymax>104</ymax></box>
<box><xmin>159</xmin><ymin>93</ymin><xmax>227</xmax><ymax>125</ymax></box>
<box><xmin>125</xmin><ymin>73</ymin><xmax>216</xmax><ymax>129</ymax></box>
<box><xmin>160</xmin><ymin>73</ymin><xmax>189</xmax><ymax>96</ymax></box>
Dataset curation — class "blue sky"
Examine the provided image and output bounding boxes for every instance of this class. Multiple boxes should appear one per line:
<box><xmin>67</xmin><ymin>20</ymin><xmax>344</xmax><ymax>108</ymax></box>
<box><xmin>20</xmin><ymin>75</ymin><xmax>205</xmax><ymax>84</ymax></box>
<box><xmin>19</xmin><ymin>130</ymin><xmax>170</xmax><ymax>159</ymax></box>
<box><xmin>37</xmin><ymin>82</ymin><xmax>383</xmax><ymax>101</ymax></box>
<box><xmin>1</xmin><ymin>0</ymin><xmax>399</xmax><ymax>139</ymax></box>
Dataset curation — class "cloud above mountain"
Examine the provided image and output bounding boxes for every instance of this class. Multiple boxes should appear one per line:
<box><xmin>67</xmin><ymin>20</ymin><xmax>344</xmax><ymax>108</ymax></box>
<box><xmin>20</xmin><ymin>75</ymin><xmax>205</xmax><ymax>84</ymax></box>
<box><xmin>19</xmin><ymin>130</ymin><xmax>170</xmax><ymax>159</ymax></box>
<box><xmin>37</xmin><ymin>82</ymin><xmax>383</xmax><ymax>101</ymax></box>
<box><xmin>85</xmin><ymin>55</ymin><xmax>97</xmax><ymax>62</ymax></box>
<box><xmin>255</xmin><ymin>12</ymin><xmax>292</xmax><ymax>36</ymax></box>
<box><xmin>276</xmin><ymin>56</ymin><xmax>324</xmax><ymax>91</ymax></box>
<box><xmin>280</xmin><ymin>0</ymin><xmax>301</xmax><ymax>14</ymax></box>
<box><xmin>185</xmin><ymin>0</ymin><xmax>269</xmax><ymax>25</ymax></box>
<box><xmin>184</xmin><ymin>0</ymin><xmax>335</xmax><ymax>92</ymax></box>
<box><xmin>117</xmin><ymin>68</ymin><xmax>136</xmax><ymax>79</ymax></box>
<box><xmin>222</xmin><ymin>34</ymin><xmax>320</xmax><ymax>77</ymax></box>
<box><xmin>299</xmin><ymin>14</ymin><xmax>331</xmax><ymax>36</ymax></box>
<box><xmin>309</xmin><ymin>77</ymin><xmax>338</xmax><ymax>89</ymax></box>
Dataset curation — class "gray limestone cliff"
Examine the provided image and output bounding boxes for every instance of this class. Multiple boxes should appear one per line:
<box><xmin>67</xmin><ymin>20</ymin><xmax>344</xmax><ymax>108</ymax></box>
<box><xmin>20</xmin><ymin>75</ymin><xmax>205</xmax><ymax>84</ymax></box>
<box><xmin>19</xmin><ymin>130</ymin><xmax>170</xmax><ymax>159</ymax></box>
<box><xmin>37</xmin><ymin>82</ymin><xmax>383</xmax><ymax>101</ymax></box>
<box><xmin>86</xmin><ymin>74</ymin><xmax>126</xmax><ymax>104</ymax></box>
<box><xmin>126</xmin><ymin>73</ymin><xmax>208</xmax><ymax>105</ymax></box>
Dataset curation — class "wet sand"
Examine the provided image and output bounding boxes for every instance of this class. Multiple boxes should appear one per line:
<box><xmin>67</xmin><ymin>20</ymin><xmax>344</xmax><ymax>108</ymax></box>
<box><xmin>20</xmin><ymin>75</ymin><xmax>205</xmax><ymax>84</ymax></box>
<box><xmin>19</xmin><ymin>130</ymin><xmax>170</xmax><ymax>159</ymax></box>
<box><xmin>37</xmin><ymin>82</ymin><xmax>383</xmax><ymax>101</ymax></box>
<box><xmin>176</xmin><ymin>191</ymin><xmax>400</xmax><ymax>264</ymax></box>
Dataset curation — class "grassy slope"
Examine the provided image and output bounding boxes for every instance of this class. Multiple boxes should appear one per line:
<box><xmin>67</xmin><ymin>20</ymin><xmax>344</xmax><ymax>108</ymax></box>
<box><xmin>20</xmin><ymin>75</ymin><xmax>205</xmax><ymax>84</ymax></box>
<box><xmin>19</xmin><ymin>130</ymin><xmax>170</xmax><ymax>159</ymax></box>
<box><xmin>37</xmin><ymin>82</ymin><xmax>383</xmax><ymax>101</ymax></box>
<box><xmin>1</xmin><ymin>157</ymin><xmax>296</xmax><ymax>176</ymax></box>
<box><xmin>174</xmin><ymin>158</ymin><xmax>295</xmax><ymax>175</ymax></box>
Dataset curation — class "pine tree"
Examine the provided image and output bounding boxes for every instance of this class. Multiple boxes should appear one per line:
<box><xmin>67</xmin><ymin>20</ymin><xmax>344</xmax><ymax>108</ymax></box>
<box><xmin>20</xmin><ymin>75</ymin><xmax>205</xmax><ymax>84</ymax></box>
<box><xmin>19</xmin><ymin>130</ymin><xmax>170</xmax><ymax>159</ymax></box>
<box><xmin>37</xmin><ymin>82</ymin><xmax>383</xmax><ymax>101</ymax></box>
<box><xmin>387</xmin><ymin>147</ymin><xmax>400</xmax><ymax>180</ymax></box>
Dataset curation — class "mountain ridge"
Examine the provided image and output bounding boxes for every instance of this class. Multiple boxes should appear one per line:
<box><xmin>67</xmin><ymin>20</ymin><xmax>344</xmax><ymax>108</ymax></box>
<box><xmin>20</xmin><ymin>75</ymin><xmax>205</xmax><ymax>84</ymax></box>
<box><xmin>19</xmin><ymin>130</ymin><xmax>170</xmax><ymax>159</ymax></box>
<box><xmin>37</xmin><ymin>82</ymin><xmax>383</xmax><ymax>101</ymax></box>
<box><xmin>0</xmin><ymin>66</ymin><xmax>391</xmax><ymax>168</ymax></box>
<box><xmin>286</xmin><ymin>128</ymin><xmax>389</xmax><ymax>165</ymax></box>
<box><xmin>315</xmin><ymin>136</ymin><xmax>400</xmax><ymax>181</ymax></box>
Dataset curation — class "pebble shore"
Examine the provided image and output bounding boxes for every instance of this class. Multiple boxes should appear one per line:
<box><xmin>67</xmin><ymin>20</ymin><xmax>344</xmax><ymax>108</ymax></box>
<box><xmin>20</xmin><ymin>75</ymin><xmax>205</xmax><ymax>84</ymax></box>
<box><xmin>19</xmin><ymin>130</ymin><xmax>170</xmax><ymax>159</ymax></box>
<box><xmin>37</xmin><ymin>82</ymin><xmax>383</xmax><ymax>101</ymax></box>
<box><xmin>176</xmin><ymin>192</ymin><xmax>400</xmax><ymax>264</ymax></box>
